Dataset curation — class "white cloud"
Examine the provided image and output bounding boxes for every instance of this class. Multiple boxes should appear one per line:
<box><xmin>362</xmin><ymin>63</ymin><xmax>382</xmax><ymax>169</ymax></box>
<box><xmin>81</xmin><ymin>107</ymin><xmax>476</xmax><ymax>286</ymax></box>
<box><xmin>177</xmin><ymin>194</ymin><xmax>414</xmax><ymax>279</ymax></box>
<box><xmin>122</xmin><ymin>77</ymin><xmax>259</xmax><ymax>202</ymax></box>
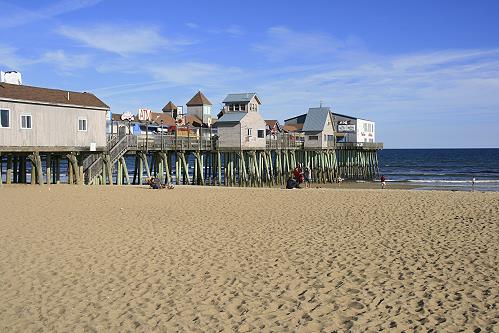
<box><xmin>209</xmin><ymin>25</ymin><xmax>245</xmax><ymax>37</ymax></box>
<box><xmin>0</xmin><ymin>44</ymin><xmax>23</xmax><ymax>69</ymax></box>
<box><xmin>253</xmin><ymin>26</ymin><xmax>357</xmax><ymax>62</ymax></box>
<box><xmin>40</xmin><ymin>50</ymin><xmax>91</xmax><ymax>71</ymax></box>
<box><xmin>58</xmin><ymin>24</ymin><xmax>194</xmax><ymax>55</ymax></box>
<box><xmin>186</xmin><ymin>22</ymin><xmax>199</xmax><ymax>29</ymax></box>
<box><xmin>0</xmin><ymin>0</ymin><xmax>103</xmax><ymax>28</ymax></box>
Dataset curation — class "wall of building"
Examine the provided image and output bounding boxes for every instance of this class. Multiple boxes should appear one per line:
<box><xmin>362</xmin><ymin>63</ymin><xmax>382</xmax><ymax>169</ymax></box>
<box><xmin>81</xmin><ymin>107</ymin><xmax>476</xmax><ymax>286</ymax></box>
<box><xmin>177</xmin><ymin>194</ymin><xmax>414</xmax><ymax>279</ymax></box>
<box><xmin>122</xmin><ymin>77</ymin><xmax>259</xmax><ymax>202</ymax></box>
<box><xmin>239</xmin><ymin>111</ymin><xmax>266</xmax><ymax>149</ymax></box>
<box><xmin>356</xmin><ymin>119</ymin><xmax>376</xmax><ymax>143</ymax></box>
<box><xmin>187</xmin><ymin>105</ymin><xmax>212</xmax><ymax>124</ymax></box>
<box><xmin>0</xmin><ymin>100</ymin><xmax>107</xmax><ymax>149</ymax></box>
<box><xmin>217</xmin><ymin>123</ymin><xmax>241</xmax><ymax>149</ymax></box>
<box><xmin>304</xmin><ymin>131</ymin><xmax>323</xmax><ymax>148</ymax></box>
<box><xmin>333</xmin><ymin>115</ymin><xmax>357</xmax><ymax>143</ymax></box>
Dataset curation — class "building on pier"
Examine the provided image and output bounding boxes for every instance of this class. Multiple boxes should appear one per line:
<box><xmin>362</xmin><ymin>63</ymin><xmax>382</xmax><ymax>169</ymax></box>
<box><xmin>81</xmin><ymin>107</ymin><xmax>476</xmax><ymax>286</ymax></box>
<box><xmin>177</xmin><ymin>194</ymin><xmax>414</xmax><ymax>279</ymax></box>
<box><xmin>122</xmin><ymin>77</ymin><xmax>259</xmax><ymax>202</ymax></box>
<box><xmin>186</xmin><ymin>91</ymin><xmax>212</xmax><ymax>127</ymax></box>
<box><xmin>162</xmin><ymin>101</ymin><xmax>178</xmax><ymax>118</ymax></box>
<box><xmin>284</xmin><ymin>109</ymin><xmax>376</xmax><ymax>144</ymax></box>
<box><xmin>0</xmin><ymin>81</ymin><xmax>109</xmax><ymax>151</ymax></box>
<box><xmin>333</xmin><ymin>113</ymin><xmax>375</xmax><ymax>143</ymax></box>
<box><xmin>302</xmin><ymin>107</ymin><xmax>335</xmax><ymax>149</ymax></box>
<box><xmin>214</xmin><ymin>93</ymin><xmax>266</xmax><ymax>149</ymax></box>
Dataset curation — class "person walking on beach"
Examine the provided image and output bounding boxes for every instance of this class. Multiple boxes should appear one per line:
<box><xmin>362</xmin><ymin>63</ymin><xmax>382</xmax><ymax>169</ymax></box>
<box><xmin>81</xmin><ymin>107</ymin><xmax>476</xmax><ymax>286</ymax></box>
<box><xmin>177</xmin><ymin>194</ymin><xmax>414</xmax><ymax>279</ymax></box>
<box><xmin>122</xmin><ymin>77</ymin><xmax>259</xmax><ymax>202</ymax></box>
<box><xmin>472</xmin><ymin>177</ymin><xmax>476</xmax><ymax>192</ymax></box>
<box><xmin>380</xmin><ymin>175</ymin><xmax>386</xmax><ymax>189</ymax></box>
<box><xmin>304</xmin><ymin>166</ymin><xmax>311</xmax><ymax>188</ymax></box>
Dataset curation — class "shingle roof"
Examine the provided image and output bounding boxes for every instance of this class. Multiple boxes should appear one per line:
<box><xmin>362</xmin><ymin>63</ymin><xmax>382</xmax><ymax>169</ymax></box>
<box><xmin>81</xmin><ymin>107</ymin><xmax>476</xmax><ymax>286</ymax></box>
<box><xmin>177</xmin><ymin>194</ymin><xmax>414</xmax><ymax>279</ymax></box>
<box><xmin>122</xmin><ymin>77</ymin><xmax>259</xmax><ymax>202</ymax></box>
<box><xmin>185</xmin><ymin>114</ymin><xmax>206</xmax><ymax>127</ymax></box>
<box><xmin>150</xmin><ymin>112</ymin><xmax>176</xmax><ymax>126</ymax></box>
<box><xmin>283</xmin><ymin>124</ymin><xmax>304</xmax><ymax>133</ymax></box>
<box><xmin>215</xmin><ymin>112</ymin><xmax>247</xmax><ymax>124</ymax></box>
<box><xmin>302</xmin><ymin>107</ymin><xmax>332</xmax><ymax>132</ymax></box>
<box><xmin>0</xmin><ymin>82</ymin><xmax>109</xmax><ymax>109</ymax></box>
<box><xmin>186</xmin><ymin>91</ymin><xmax>212</xmax><ymax>106</ymax></box>
<box><xmin>162</xmin><ymin>101</ymin><xmax>177</xmax><ymax>112</ymax></box>
<box><xmin>223</xmin><ymin>93</ymin><xmax>261</xmax><ymax>104</ymax></box>
<box><xmin>265</xmin><ymin>119</ymin><xmax>278</xmax><ymax>127</ymax></box>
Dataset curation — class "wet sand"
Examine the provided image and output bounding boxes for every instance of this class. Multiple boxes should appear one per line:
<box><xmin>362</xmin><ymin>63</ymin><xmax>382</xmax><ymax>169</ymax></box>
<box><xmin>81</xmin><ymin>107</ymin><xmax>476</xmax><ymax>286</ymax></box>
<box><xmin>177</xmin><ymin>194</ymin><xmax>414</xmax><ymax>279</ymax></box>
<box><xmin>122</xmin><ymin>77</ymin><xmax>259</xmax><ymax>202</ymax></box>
<box><xmin>0</xmin><ymin>185</ymin><xmax>498</xmax><ymax>331</ymax></box>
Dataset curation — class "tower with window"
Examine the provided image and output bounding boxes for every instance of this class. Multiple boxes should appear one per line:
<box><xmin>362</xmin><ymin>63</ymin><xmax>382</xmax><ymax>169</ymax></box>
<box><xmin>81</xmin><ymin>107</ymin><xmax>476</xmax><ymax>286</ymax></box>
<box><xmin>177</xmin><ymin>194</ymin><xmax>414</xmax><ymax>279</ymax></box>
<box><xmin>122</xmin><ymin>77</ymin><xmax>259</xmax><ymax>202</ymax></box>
<box><xmin>186</xmin><ymin>91</ymin><xmax>212</xmax><ymax>126</ymax></box>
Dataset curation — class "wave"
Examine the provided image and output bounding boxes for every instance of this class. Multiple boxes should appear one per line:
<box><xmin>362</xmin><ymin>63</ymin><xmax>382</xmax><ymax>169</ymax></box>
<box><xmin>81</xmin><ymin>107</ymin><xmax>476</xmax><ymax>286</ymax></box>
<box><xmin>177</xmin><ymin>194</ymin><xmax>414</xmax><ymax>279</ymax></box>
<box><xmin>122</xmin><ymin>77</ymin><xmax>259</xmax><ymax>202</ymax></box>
<box><xmin>406</xmin><ymin>179</ymin><xmax>499</xmax><ymax>184</ymax></box>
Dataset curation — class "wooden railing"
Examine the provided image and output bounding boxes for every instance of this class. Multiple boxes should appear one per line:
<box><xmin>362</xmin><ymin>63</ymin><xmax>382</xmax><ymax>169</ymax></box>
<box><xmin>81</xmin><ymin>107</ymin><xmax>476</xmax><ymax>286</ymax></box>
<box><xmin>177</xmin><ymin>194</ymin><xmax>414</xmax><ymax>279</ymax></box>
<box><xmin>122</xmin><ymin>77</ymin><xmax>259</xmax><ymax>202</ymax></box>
<box><xmin>126</xmin><ymin>135</ymin><xmax>216</xmax><ymax>151</ymax></box>
<box><xmin>335</xmin><ymin>142</ymin><xmax>383</xmax><ymax>149</ymax></box>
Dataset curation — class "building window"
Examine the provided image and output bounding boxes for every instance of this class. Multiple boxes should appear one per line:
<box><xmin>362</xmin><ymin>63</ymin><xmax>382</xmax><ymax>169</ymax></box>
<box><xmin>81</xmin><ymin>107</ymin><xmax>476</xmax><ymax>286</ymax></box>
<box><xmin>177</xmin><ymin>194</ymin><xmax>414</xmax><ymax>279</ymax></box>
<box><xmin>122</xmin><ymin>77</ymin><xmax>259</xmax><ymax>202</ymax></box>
<box><xmin>327</xmin><ymin>135</ymin><xmax>334</xmax><ymax>141</ymax></box>
<box><xmin>20</xmin><ymin>114</ymin><xmax>32</xmax><ymax>129</ymax></box>
<box><xmin>0</xmin><ymin>109</ymin><xmax>10</xmax><ymax>128</ymax></box>
<box><xmin>229</xmin><ymin>104</ymin><xmax>234</xmax><ymax>111</ymax></box>
<box><xmin>247</xmin><ymin>128</ymin><xmax>252</xmax><ymax>137</ymax></box>
<box><xmin>308</xmin><ymin>135</ymin><xmax>318</xmax><ymax>141</ymax></box>
<box><xmin>203</xmin><ymin>106</ymin><xmax>211</xmax><ymax>115</ymax></box>
<box><xmin>257</xmin><ymin>130</ymin><xmax>265</xmax><ymax>138</ymax></box>
<box><xmin>78</xmin><ymin>117</ymin><xmax>87</xmax><ymax>131</ymax></box>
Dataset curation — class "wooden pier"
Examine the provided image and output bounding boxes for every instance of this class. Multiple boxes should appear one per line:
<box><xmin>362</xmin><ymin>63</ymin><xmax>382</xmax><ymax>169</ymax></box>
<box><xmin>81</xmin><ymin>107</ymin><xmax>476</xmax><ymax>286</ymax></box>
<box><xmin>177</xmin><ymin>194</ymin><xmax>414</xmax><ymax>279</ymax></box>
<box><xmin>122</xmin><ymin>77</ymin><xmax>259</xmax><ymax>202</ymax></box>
<box><xmin>1</xmin><ymin>133</ymin><xmax>382</xmax><ymax>187</ymax></box>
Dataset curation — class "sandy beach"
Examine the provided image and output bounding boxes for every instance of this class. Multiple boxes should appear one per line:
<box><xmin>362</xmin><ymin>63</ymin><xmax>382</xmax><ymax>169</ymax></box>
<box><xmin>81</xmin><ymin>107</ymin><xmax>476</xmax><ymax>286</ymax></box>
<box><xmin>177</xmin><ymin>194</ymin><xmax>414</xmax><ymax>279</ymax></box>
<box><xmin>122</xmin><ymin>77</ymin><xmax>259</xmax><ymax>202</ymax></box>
<box><xmin>0</xmin><ymin>185</ymin><xmax>498</xmax><ymax>332</ymax></box>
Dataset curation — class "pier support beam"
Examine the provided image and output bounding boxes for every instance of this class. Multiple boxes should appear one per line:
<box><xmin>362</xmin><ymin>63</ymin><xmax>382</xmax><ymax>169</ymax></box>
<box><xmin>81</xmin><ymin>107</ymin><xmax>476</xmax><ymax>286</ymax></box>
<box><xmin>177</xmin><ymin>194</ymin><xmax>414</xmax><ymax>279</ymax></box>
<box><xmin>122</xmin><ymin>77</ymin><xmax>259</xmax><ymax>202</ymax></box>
<box><xmin>6</xmin><ymin>154</ymin><xmax>12</xmax><ymax>185</ymax></box>
<box><xmin>46</xmin><ymin>154</ymin><xmax>52</xmax><ymax>185</ymax></box>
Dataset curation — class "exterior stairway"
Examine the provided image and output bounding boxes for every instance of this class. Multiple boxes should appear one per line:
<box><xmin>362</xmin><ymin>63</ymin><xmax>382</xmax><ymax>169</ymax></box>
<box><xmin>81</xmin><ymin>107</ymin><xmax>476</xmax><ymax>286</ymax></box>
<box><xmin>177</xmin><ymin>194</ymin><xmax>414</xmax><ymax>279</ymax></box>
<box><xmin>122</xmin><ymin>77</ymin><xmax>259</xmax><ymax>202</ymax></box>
<box><xmin>83</xmin><ymin>134</ymin><xmax>133</xmax><ymax>184</ymax></box>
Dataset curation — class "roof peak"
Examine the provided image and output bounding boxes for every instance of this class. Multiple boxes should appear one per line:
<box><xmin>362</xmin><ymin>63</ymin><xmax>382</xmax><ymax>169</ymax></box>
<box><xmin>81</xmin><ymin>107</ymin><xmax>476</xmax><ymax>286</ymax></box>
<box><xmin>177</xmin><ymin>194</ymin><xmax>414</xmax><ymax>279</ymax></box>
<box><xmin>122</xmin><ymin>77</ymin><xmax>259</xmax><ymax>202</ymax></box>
<box><xmin>186</xmin><ymin>90</ymin><xmax>212</xmax><ymax>106</ymax></box>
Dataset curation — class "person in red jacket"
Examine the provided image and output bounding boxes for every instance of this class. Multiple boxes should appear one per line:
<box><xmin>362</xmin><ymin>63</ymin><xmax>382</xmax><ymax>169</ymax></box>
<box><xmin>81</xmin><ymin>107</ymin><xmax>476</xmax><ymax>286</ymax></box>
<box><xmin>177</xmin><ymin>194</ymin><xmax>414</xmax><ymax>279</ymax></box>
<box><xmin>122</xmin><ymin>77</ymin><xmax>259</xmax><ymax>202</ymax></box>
<box><xmin>380</xmin><ymin>175</ymin><xmax>386</xmax><ymax>189</ymax></box>
<box><xmin>293</xmin><ymin>164</ymin><xmax>304</xmax><ymax>186</ymax></box>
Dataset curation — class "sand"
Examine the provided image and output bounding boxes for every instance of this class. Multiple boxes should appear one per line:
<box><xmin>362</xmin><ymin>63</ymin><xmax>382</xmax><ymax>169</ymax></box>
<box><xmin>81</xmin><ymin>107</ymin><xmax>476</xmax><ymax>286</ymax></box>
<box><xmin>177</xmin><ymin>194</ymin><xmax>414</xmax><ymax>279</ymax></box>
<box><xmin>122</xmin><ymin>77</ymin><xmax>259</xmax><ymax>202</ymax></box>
<box><xmin>0</xmin><ymin>185</ymin><xmax>498</xmax><ymax>332</ymax></box>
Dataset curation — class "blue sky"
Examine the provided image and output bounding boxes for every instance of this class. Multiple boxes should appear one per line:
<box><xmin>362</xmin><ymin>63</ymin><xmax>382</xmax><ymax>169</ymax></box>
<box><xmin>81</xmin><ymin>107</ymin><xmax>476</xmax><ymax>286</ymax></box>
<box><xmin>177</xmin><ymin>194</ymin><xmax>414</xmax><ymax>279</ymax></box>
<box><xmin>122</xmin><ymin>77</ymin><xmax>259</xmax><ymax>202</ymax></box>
<box><xmin>1</xmin><ymin>0</ymin><xmax>498</xmax><ymax>148</ymax></box>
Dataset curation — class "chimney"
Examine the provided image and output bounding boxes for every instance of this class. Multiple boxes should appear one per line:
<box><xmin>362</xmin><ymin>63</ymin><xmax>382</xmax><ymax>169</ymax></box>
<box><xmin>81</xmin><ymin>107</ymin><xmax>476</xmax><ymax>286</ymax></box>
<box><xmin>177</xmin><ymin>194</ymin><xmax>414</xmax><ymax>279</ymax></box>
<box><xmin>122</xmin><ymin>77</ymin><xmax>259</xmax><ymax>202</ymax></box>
<box><xmin>1</xmin><ymin>71</ymin><xmax>22</xmax><ymax>85</ymax></box>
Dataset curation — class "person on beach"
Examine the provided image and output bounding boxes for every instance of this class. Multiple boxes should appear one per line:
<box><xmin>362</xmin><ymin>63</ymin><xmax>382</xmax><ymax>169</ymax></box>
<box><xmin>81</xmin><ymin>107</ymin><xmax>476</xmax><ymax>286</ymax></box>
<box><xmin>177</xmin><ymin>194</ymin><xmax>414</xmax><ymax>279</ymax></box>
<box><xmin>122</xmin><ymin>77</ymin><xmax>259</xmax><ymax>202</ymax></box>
<box><xmin>304</xmin><ymin>166</ymin><xmax>311</xmax><ymax>188</ymax></box>
<box><xmin>147</xmin><ymin>177</ymin><xmax>174</xmax><ymax>189</ymax></box>
<box><xmin>380</xmin><ymin>175</ymin><xmax>386</xmax><ymax>189</ymax></box>
<box><xmin>286</xmin><ymin>176</ymin><xmax>298</xmax><ymax>189</ymax></box>
<box><xmin>147</xmin><ymin>177</ymin><xmax>163</xmax><ymax>189</ymax></box>
<box><xmin>472</xmin><ymin>178</ymin><xmax>476</xmax><ymax>192</ymax></box>
<box><xmin>293</xmin><ymin>164</ymin><xmax>304</xmax><ymax>186</ymax></box>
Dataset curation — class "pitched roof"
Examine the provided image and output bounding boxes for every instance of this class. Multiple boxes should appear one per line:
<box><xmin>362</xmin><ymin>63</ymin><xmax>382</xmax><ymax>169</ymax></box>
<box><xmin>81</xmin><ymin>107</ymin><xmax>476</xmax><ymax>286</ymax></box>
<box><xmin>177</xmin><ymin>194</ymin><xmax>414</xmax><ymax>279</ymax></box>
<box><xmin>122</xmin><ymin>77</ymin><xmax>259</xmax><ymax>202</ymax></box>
<box><xmin>185</xmin><ymin>114</ymin><xmax>206</xmax><ymax>127</ymax></box>
<box><xmin>0</xmin><ymin>82</ymin><xmax>109</xmax><ymax>110</ymax></box>
<box><xmin>186</xmin><ymin>91</ymin><xmax>212</xmax><ymax>106</ymax></box>
<box><xmin>215</xmin><ymin>112</ymin><xmax>247</xmax><ymax>124</ymax></box>
<box><xmin>265</xmin><ymin>119</ymin><xmax>278</xmax><ymax>127</ymax></box>
<box><xmin>283</xmin><ymin>124</ymin><xmax>304</xmax><ymax>133</ymax></box>
<box><xmin>223</xmin><ymin>93</ymin><xmax>261</xmax><ymax>104</ymax></box>
<box><xmin>150</xmin><ymin>112</ymin><xmax>176</xmax><ymax>126</ymax></box>
<box><xmin>302</xmin><ymin>107</ymin><xmax>333</xmax><ymax>132</ymax></box>
<box><xmin>162</xmin><ymin>101</ymin><xmax>177</xmax><ymax>112</ymax></box>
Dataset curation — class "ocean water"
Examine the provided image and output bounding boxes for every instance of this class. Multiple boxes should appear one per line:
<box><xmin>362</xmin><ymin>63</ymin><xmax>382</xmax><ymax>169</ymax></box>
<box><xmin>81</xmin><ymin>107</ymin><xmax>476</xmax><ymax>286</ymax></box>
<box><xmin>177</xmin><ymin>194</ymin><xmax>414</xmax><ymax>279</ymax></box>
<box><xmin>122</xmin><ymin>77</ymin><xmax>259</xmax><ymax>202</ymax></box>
<box><xmin>378</xmin><ymin>148</ymin><xmax>499</xmax><ymax>192</ymax></box>
<box><xmin>2</xmin><ymin>149</ymin><xmax>498</xmax><ymax>191</ymax></box>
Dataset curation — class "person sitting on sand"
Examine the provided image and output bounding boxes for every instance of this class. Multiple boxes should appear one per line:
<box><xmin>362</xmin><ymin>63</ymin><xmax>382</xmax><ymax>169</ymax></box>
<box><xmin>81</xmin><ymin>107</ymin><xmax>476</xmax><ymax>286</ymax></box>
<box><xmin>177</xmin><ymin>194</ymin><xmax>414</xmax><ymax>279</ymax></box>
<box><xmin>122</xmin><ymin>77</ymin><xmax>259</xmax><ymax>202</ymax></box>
<box><xmin>147</xmin><ymin>177</ymin><xmax>171</xmax><ymax>189</ymax></box>
<box><xmin>380</xmin><ymin>175</ymin><xmax>386</xmax><ymax>189</ymax></box>
<box><xmin>286</xmin><ymin>176</ymin><xmax>298</xmax><ymax>189</ymax></box>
